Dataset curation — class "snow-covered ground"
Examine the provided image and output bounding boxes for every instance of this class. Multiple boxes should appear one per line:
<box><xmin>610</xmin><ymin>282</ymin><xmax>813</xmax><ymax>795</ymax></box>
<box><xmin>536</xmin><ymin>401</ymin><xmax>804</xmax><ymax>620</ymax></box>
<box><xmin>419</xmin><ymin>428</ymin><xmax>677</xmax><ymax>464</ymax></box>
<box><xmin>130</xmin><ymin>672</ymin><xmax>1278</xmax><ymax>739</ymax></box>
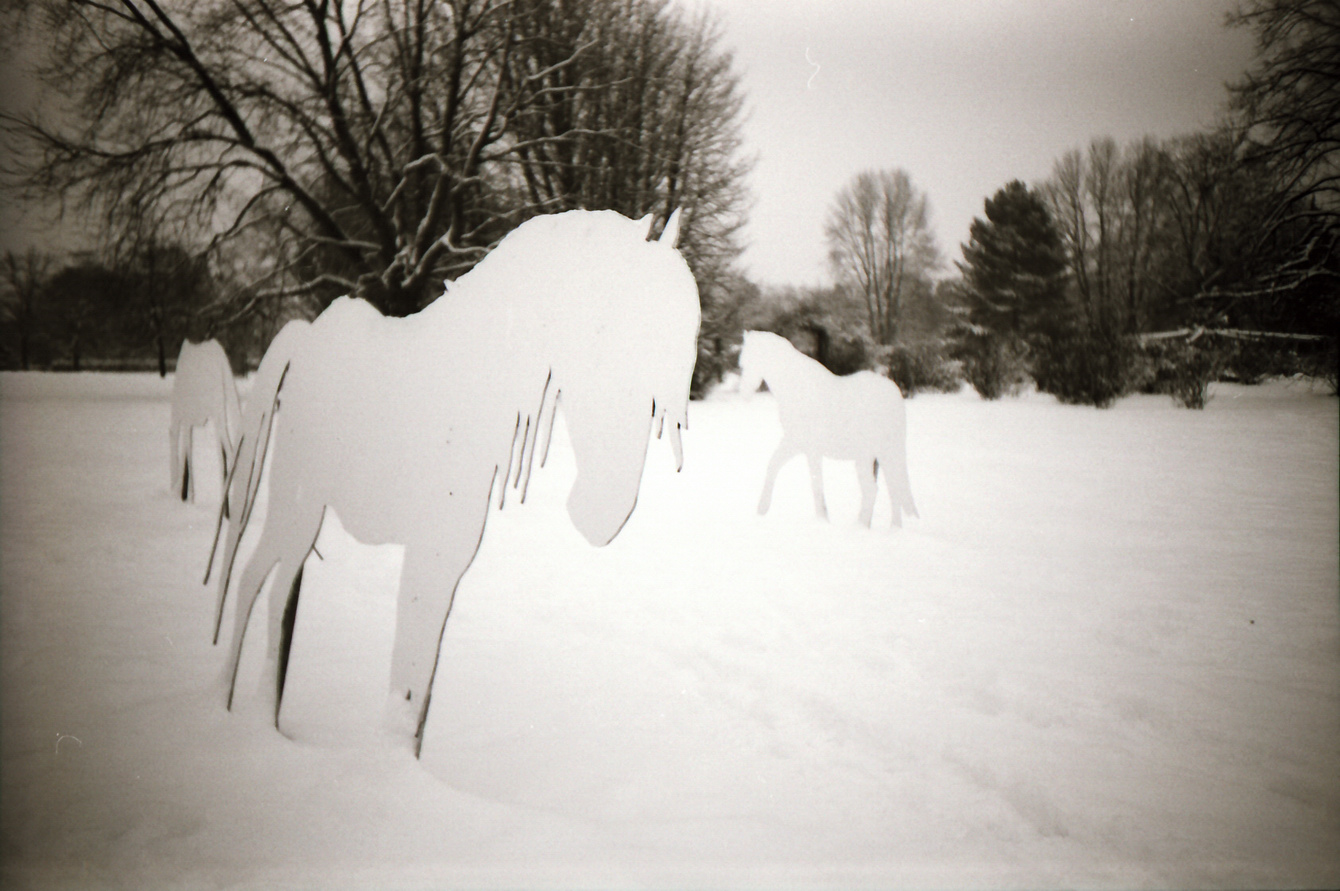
<box><xmin>2</xmin><ymin>370</ymin><xmax>1336</xmax><ymax>889</ymax></box>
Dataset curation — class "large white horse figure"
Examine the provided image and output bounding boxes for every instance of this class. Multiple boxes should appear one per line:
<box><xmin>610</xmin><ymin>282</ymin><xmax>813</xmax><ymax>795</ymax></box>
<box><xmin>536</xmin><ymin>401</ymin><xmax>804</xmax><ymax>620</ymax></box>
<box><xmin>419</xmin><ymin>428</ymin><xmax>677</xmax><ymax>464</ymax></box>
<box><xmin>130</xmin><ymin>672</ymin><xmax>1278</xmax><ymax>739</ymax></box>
<box><xmin>211</xmin><ymin>209</ymin><xmax>700</xmax><ymax>754</ymax></box>
<box><xmin>169</xmin><ymin>338</ymin><xmax>241</xmax><ymax>506</ymax></box>
<box><xmin>738</xmin><ymin>330</ymin><xmax>917</xmax><ymax>528</ymax></box>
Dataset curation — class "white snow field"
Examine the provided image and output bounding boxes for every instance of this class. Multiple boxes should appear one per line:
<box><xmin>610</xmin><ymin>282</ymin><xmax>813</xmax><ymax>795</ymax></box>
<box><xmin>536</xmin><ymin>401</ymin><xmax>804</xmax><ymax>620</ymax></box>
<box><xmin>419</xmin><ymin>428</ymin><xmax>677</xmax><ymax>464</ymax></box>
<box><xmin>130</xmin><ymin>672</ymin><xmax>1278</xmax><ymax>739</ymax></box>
<box><xmin>2</xmin><ymin>370</ymin><xmax>1337</xmax><ymax>889</ymax></box>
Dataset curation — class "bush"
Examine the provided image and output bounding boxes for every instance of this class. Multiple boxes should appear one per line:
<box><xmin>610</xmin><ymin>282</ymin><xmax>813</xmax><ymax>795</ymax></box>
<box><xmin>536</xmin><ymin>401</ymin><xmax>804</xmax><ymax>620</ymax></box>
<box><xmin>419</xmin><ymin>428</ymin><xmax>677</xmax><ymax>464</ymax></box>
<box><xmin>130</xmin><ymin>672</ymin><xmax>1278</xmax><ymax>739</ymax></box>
<box><xmin>954</xmin><ymin>329</ymin><xmax>1029</xmax><ymax>400</ymax></box>
<box><xmin>752</xmin><ymin>288</ymin><xmax>875</xmax><ymax>377</ymax></box>
<box><xmin>1217</xmin><ymin>335</ymin><xmax>1335</xmax><ymax>387</ymax></box>
<box><xmin>882</xmin><ymin>339</ymin><xmax>962</xmax><ymax>397</ymax></box>
<box><xmin>1220</xmin><ymin>335</ymin><xmax>1279</xmax><ymax>385</ymax></box>
<box><xmin>1132</xmin><ymin>337</ymin><xmax>1219</xmax><ymax>408</ymax></box>
<box><xmin>1032</xmin><ymin>327</ymin><xmax>1135</xmax><ymax>408</ymax></box>
<box><xmin>1298</xmin><ymin>337</ymin><xmax>1338</xmax><ymax>395</ymax></box>
<box><xmin>1166</xmin><ymin>341</ymin><xmax>1219</xmax><ymax>409</ymax></box>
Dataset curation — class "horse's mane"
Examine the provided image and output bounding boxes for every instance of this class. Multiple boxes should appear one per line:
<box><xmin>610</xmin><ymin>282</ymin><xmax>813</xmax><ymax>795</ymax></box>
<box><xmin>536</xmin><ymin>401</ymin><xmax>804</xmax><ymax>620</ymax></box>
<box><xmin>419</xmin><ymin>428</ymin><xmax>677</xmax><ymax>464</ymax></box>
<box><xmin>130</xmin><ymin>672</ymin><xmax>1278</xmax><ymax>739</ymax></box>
<box><xmin>439</xmin><ymin>209</ymin><xmax>697</xmax><ymax>501</ymax></box>
<box><xmin>496</xmin><ymin>367</ymin><xmax>559</xmax><ymax>510</ymax></box>
<box><xmin>744</xmin><ymin>331</ymin><xmax>833</xmax><ymax>391</ymax></box>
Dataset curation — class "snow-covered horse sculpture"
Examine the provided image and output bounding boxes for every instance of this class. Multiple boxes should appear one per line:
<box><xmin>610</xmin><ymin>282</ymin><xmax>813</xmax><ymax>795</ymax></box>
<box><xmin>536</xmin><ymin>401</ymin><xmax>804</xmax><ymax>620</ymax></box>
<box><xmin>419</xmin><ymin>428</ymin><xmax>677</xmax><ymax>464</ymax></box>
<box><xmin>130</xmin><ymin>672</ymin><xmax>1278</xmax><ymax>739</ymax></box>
<box><xmin>169</xmin><ymin>338</ymin><xmax>241</xmax><ymax>506</ymax></box>
<box><xmin>212</xmin><ymin>209</ymin><xmax>700</xmax><ymax>754</ymax></box>
<box><xmin>738</xmin><ymin>330</ymin><xmax>917</xmax><ymax>528</ymax></box>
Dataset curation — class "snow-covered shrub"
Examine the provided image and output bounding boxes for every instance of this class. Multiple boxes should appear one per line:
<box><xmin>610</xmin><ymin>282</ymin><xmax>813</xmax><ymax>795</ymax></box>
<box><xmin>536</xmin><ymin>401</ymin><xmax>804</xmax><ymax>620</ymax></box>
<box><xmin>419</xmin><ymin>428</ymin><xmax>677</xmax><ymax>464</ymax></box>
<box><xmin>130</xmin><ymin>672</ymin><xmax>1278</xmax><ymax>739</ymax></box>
<box><xmin>954</xmin><ymin>329</ymin><xmax>1029</xmax><ymax>400</ymax></box>
<box><xmin>1134</xmin><ymin>338</ymin><xmax>1221</xmax><ymax>409</ymax></box>
<box><xmin>1299</xmin><ymin>338</ymin><xmax>1338</xmax><ymax>395</ymax></box>
<box><xmin>1032</xmin><ymin>328</ymin><xmax>1135</xmax><ymax>408</ymax></box>
<box><xmin>754</xmin><ymin>292</ymin><xmax>874</xmax><ymax>376</ymax></box>
<box><xmin>882</xmin><ymin>339</ymin><xmax>962</xmax><ymax>397</ymax></box>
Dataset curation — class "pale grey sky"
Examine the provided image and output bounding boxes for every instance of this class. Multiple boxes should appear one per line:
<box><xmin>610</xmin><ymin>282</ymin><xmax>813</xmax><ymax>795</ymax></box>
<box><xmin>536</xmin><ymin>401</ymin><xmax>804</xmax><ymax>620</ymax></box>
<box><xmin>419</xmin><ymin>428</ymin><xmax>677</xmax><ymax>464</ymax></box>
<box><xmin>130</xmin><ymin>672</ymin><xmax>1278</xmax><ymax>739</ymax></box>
<box><xmin>700</xmin><ymin>0</ymin><xmax>1259</xmax><ymax>287</ymax></box>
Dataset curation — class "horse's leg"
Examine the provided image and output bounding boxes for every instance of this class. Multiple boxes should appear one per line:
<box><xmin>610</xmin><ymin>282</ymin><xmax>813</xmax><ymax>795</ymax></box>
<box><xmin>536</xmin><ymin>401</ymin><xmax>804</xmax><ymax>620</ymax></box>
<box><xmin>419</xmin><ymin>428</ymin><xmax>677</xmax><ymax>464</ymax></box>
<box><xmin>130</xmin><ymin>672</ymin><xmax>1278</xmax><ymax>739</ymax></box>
<box><xmin>221</xmin><ymin>499</ymin><xmax>323</xmax><ymax>725</ymax></box>
<box><xmin>805</xmin><ymin>451</ymin><xmax>829</xmax><ymax>521</ymax></box>
<box><xmin>385</xmin><ymin>523</ymin><xmax>483</xmax><ymax>756</ymax></box>
<box><xmin>169</xmin><ymin>422</ymin><xmax>183</xmax><ymax>498</ymax></box>
<box><xmin>880</xmin><ymin>440</ymin><xmax>918</xmax><ymax>527</ymax></box>
<box><xmin>218</xmin><ymin>435</ymin><xmax>231</xmax><ymax>515</ymax></box>
<box><xmin>857</xmin><ymin>458</ymin><xmax>878</xmax><ymax>528</ymax></box>
<box><xmin>269</xmin><ymin>562</ymin><xmax>306</xmax><ymax>729</ymax></box>
<box><xmin>183</xmin><ymin>426</ymin><xmax>195</xmax><ymax>503</ymax></box>
<box><xmin>758</xmin><ymin>439</ymin><xmax>799</xmax><ymax>515</ymax></box>
<box><xmin>214</xmin><ymin>409</ymin><xmax>277</xmax><ymax>643</ymax></box>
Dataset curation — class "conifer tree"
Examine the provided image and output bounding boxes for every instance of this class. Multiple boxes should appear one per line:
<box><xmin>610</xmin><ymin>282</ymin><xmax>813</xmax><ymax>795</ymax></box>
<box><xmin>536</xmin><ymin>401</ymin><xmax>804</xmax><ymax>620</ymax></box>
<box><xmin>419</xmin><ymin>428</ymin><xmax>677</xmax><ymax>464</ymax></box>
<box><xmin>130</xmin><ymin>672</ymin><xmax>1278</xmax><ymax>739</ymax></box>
<box><xmin>958</xmin><ymin>180</ymin><xmax>1068</xmax><ymax>344</ymax></box>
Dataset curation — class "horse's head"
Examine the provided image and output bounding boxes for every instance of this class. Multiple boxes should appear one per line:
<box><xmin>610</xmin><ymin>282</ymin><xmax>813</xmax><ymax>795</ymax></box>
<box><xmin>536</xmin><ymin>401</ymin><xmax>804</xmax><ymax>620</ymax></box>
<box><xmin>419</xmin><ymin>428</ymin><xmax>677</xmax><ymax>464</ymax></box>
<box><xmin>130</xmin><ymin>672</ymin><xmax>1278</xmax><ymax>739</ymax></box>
<box><xmin>545</xmin><ymin>210</ymin><xmax>700</xmax><ymax>546</ymax></box>
<box><xmin>560</xmin><ymin>384</ymin><xmax>654</xmax><ymax>546</ymax></box>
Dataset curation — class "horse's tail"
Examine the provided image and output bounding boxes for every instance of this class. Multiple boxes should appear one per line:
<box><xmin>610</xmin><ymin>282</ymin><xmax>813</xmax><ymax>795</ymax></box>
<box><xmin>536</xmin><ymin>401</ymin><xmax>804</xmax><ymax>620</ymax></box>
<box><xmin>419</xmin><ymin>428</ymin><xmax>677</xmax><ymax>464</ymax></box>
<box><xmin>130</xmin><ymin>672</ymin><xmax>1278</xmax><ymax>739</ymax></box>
<box><xmin>205</xmin><ymin>320</ymin><xmax>309</xmax><ymax>643</ymax></box>
<box><xmin>890</xmin><ymin>386</ymin><xmax>919</xmax><ymax>522</ymax></box>
<box><xmin>894</xmin><ymin>454</ymin><xmax>919</xmax><ymax>521</ymax></box>
<box><xmin>219</xmin><ymin>355</ymin><xmax>243</xmax><ymax>460</ymax></box>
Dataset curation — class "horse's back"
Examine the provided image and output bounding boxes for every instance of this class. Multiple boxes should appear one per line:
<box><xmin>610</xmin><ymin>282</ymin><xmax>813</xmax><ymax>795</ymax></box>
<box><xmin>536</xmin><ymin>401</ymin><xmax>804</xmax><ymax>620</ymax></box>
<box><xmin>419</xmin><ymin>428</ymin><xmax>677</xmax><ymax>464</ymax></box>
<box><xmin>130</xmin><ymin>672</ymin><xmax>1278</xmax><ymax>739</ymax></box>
<box><xmin>845</xmin><ymin>369</ymin><xmax>903</xmax><ymax>404</ymax></box>
<box><xmin>845</xmin><ymin>370</ymin><xmax>906</xmax><ymax>433</ymax></box>
<box><xmin>776</xmin><ymin>368</ymin><xmax>905</xmax><ymax>458</ymax></box>
<box><xmin>172</xmin><ymin>339</ymin><xmax>234</xmax><ymax>422</ymax></box>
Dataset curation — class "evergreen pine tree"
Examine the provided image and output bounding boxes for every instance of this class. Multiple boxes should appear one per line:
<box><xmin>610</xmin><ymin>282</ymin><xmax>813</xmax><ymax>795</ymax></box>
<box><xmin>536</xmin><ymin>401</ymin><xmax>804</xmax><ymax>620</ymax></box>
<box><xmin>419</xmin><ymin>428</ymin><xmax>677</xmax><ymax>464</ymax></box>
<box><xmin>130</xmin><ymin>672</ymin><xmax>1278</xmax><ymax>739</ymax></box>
<box><xmin>958</xmin><ymin>180</ymin><xmax>1069</xmax><ymax>344</ymax></box>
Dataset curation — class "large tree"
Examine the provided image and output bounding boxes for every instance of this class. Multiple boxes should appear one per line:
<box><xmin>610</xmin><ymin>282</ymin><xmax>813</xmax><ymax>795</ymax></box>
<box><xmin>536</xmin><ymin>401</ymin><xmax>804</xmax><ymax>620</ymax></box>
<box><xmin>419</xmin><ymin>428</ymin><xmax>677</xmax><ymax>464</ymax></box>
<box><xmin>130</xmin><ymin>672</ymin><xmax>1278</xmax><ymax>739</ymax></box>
<box><xmin>824</xmin><ymin>168</ymin><xmax>940</xmax><ymax>348</ymax></box>
<box><xmin>3</xmin><ymin>0</ymin><xmax>750</xmax><ymax>321</ymax></box>
<box><xmin>957</xmin><ymin>180</ymin><xmax>1068</xmax><ymax>343</ymax></box>
<box><xmin>1157</xmin><ymin>126</ymin><xmax>1278</xmax><ymax>325</ymax></box>
<box><xmin>1229</xmin><ymin>0</ymin><xmax>1339</xmax><ymax>233</ymax></box>
<box><xmin>1223</xmin><ymin>0</ymin><xmax>1340</xmax><ymax>330</ymax></box>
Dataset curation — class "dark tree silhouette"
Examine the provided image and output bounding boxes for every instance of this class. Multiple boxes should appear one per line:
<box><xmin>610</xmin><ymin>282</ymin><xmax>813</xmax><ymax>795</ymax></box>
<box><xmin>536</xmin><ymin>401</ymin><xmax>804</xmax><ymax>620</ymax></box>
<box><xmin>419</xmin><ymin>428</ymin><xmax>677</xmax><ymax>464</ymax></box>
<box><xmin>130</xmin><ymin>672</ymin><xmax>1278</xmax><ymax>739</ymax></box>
<box><xmin>3</xmin><ymin>0</ymin><xmax>751</xmax><ymax>324</ymax></box>
<box><xmin>958</xmin><ymin>180</ymin><xmax>1068</xmax><ymax>343</ymax></box>
<box><xmin>1222</xmin><ymin>0</ymin><xmax>1340</xmax><ymax>325</ymax></box>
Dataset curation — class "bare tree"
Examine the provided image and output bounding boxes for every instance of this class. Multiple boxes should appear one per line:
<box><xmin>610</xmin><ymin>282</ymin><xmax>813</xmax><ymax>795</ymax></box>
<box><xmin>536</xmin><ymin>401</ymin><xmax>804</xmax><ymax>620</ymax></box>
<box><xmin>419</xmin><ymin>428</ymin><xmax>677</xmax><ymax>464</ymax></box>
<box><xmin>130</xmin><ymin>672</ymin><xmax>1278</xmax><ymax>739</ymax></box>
<box><xmin>127</xmin><ymin>240</ymin><xmax>215</xmax><ymax>376</ymax></box>
<box><xmin>1221</xmin><ymin>0</ymin><xmax>1340</xmax><ymax>322</ymax></box>
<box><xmin>1047</xmin><ymin>149</ymin><xmax>1094</xmax><ymax>328</ymax></box>
<box><xmin>1113</xmin><ymin>137</ymin><xmax>1168</xmax><ymax>332</ymax></box>
<box><xmin>3</xmin><ymin>0</ymin><xmax>750</xmax><ymax>321</ymax></box>
<box><xmin>1045</xmin><ymin>138</ymin><xmax>1176</xmax><ymax>334</ymax></box>
<box><xmin>1155</xmin><ymin>127</ymin><xmax>1280</xmax><ymax>318</ymax></box>
<box><xmin>1229</xmin><ymin>0</ymin><xmax>1339</xmax><ymax>236</ymax></box>
<box><xmin>498</xmin><ymin>0</ymin><xmax>752</xmax><ymax>382</ymax></box>
<box><xmin>825</xmin><ymin>168</ymin><xmax>940</xmax><ymax>348</ymax></box>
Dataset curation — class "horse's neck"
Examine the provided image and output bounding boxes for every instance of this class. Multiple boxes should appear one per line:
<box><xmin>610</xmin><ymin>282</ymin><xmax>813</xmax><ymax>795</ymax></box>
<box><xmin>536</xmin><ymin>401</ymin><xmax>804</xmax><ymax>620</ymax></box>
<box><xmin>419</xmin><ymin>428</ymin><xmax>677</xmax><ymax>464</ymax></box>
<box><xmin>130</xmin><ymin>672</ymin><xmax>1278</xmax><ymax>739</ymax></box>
<box><xmin>763</xmin><ymin>345</ymin><xmax>826</xmax><ymax>397</ymax></box>
<box><xmin>423</xmin><ymin>282</ymin><xmax>561</xmax><ymax>426</ymax></box>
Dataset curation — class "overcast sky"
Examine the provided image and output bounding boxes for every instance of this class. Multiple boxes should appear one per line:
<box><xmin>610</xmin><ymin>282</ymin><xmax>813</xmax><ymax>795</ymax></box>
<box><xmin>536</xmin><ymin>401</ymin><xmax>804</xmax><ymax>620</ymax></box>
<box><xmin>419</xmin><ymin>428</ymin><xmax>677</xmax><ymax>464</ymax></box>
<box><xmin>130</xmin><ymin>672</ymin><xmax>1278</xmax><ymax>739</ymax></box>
<box><xmin>699</xmin><ymin>0</ymin><xmax>1260</xmax><ymax>288</ymax></box>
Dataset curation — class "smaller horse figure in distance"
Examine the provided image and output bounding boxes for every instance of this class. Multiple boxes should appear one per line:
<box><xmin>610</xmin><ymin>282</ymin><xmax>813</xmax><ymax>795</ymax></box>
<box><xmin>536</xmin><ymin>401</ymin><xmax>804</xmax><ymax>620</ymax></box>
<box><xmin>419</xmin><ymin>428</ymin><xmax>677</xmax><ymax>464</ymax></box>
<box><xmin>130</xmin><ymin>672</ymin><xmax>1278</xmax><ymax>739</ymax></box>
<box><xmin>170</xmin><ymin>339</ymin><xmax>241</xmax><ymax>507</ymax></box>
<box><xmin>211</xmin><ymin>209</ymin><xmax>700</xmax><ymax>756</ymax></box>
<box><xmin>738</xmin><ymin>330</ymin><xmax>917</xmax><ymax>528</ymax></box>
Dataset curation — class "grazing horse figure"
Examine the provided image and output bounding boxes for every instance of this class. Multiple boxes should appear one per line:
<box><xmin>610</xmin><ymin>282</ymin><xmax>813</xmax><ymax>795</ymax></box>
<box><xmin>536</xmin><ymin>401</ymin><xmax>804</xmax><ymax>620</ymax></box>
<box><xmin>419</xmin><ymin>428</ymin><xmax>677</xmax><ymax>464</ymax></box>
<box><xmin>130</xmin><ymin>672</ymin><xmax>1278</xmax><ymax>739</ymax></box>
<box><xmin>211</xmin><ymin>209</ymin><xmax>700</xmax><ymax>754</ymax></box>
<box><xmin>738</xmin><ymin>330</ymin><xmax>917</xmax><ymax>528</ymax></box>
<box><xmin>170</xmin><ymin>339</ymin><xmax>241</xmax><ymax>507</ymax></box>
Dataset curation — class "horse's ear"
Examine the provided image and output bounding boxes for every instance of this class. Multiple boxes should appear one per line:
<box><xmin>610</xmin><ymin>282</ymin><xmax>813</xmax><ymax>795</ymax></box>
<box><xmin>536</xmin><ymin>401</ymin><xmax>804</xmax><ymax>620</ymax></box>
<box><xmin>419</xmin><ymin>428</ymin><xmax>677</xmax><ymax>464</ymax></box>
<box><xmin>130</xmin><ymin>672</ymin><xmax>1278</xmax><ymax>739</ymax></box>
<box><xmin>660</xmin><ymin>208</ymin><xmax>682</xmax><ymax>247</ymax></box>
<box><xmin>638</xmin><ymin>213</ymin><xmax>655</xmax><ymax>240</ymax></box>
